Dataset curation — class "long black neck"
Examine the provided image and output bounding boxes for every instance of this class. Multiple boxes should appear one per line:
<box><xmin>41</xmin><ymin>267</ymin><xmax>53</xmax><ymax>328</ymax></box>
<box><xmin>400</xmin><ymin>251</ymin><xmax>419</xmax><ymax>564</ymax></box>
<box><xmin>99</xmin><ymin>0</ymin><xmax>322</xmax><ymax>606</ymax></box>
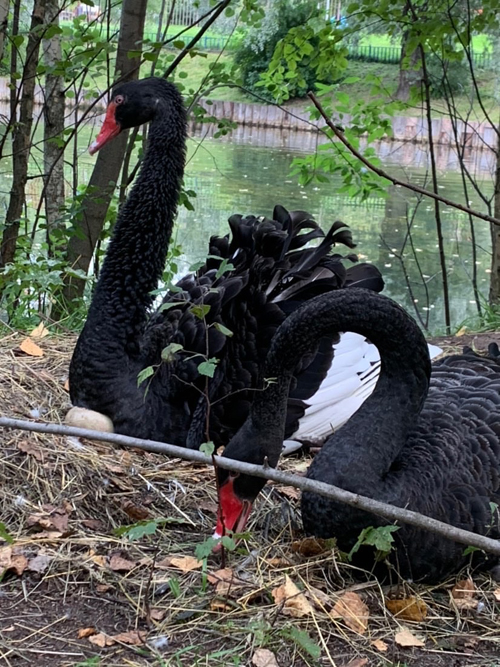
<box><xmin>236</xmin><ymin>289</ymin><xmax>431</xmax><ymax>474</ymax></box>
<box><xmin>83</xmin><ymin>93</ymin><xmax>187</xmax><ymax>353</ymax></box>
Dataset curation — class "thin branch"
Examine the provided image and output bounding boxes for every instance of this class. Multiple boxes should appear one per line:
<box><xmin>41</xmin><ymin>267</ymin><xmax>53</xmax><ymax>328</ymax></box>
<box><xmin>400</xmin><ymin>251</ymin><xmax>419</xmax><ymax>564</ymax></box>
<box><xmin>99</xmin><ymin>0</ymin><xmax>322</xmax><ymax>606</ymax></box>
<box><xmin>307</xmin><ymin>92</ymin><xmax>500</xmax><ymax>227</ymax></box>
<box><xmin>1</xmin><ymin>417</ymin><xmax>500</xmax><ymax>556</ymax></box>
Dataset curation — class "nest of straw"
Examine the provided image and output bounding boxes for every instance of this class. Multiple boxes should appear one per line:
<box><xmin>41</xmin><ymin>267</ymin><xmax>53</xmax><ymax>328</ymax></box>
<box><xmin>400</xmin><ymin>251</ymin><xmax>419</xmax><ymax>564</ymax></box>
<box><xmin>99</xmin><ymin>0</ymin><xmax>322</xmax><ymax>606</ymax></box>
<box><xmin>1</xmin><ymin>326</ymin><xmax>500</xmax><ymax>667</ymax></box>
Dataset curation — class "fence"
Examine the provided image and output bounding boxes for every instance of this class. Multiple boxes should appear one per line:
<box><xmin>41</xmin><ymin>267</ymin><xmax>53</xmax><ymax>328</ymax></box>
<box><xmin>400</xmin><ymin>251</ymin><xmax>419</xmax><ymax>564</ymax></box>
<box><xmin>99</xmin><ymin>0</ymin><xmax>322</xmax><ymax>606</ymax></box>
<box><xmin>346</xmin><ymin>44</ymin><xmax>493</xmax><ymax>68</ymax></box>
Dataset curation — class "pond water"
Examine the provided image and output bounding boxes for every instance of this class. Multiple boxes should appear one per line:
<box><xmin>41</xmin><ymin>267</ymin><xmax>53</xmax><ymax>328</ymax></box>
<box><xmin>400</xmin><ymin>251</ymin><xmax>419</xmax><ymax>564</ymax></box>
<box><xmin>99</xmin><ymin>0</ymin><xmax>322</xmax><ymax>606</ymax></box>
<box><xmin>0</xmin><ymin>107</ymin><xmax>495</xmax><ymax>333</ymax></box>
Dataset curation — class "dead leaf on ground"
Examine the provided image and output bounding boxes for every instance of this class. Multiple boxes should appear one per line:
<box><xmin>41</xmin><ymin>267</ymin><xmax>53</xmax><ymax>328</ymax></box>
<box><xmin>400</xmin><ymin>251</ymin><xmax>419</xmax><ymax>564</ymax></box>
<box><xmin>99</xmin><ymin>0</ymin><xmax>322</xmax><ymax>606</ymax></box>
<box><xmin>19</xmin><ymin>338</ymin><xmax>44</xmax><ymax>357</ymax></box>
<box><xmin>89</xmin><ymin>554</ymin><xmax>106</xmax><ymax>568</ymax></box>
<box><xmin>493</xmin><ymin>588</ymin><xmax>500</xmax><ymax>602</ymax></box>
<box><xmin>0</xmin><ymin>547</ymin><xmax>29</xmax><ymax>576</ymax></box>
<box><xmin>272</xmin><ymin>575</ymin><xmax>313</xmax><ymax>618</ymax></box>
<box><xmin>95</xmin><ymin>583</ymin><xmax>112</xmax><ymax>593</ymax></box>
<box><xmin>386</xmin><ymin>596</ymin><xmax>428</xmax><ymax>622</ymax></box>
<box><xmin>149</xmin><ymin>608</ymin><xmax>166</xmax><ymax>621</ymax></box>
<box><xmin>113</xmin><ymin>630</ymin><xmax>146</xmax><ymax>645</ymax></box>
<box><xmin>88</xmin><ymin>633</ymin><xmax>115</xmax><ymax>647</ymax></box>
<box><xmin>109</xmin><ymin>553</ymin><xmax>137</xmax><ymax>572</ymax></box>
<box><xmin>207</xmin><ymin>568</ymin><xmax>243</xmax><ymax>595</ymax></box>
<box><xmin>331</xmin><ymin>592</ymin><xmax>370</xmax><ymax>635</ymax></box>
<box><xmin>252</xmin><ymin>648</ymin><xmax>280</xmax><ymax>667</ymax></box>
<box><xmin>81</xmin><ymin>518</ymin><xmax>105</xmax><ymax>531</ymax></box>
<box><xmin>27</xmin><ymin>553</ymin><xmax>52</xmax><ymax>573</ymax></box>
<box><xmin>63</xmin><ymin>378</ymin><xmax>70</xmax><ymax>391</ymax></box>
<box><xmin>451</xmin><ymin>579</ymin><xmax>477</xmax><ymax>610</ymax></box>
<box><xmin>210</xmin><ymin>599</ymin><xmax>234</xmax><ymax>612</ymax></box>
<box><xmin>164</xmin><ymin>555</ymin><xmax>203</xmax><ymax>573</ymax></box>
<box><xmin>26</xmin><ymin>504</ymin><xmax>71</xmax><ymax>534</ymax></box>
<box><xmin>278</xmin><ymin>486</ymin><xmax>301</xmax><ymax>500</ymax></box>
<box><xmin>17</xmin><ymin>440</ymin><xmax>43</xmax><ymax>461</ymax></box>
<box><xmin>395</xmin><ymin>627</ymin><xmax>425</xmax><ymax>647</ymax></box>
<box><xmin>30</xmin><ymin>322</ymin><xmax>49</xmax><ymax>338</ymax></box>
<box><xmin>345</xmin><ymin>658</ymin><xmax>368</xmax><ymax>667</ymax></box>
<box><xmin>121</xmin><ymin>499</ymin><xmax>150</xmax><ymax>521</ymax></box>
<box><xmin>78</xmin><ymin>627</ymin><xmax>96</xmax><ymax>638</ymax></box>
<box><xmin>292</xmin><ymin>536</ymin><xmax>334</xmax><ymax>557</ymax></box>
<box><xmin>306</xmin><ymin>585</ymin><xmax>331</xmax><ymax>608</ymax></box>
<box><xmin>198</xmin><ymin>500</ymin><xmax>218</xmax><ymax>513</ymax></box>
<box><xmin>371</xmin><ymin>639</ymin><xmax>388</xmax><ymax>652</ymax></box>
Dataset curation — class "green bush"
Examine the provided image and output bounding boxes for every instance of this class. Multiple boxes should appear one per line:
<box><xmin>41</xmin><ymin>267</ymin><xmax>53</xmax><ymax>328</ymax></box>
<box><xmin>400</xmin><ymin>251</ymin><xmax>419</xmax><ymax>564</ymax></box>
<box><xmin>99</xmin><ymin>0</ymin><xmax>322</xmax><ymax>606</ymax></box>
<box><xmin>234</xmin><ymin>0</ymin><xmax>330</xmax><ymax>101</ymax></box>
<box><xmin>426</xmin><ymin>52</ymin><xmax>472</xmax><ymax>98</ymax></box>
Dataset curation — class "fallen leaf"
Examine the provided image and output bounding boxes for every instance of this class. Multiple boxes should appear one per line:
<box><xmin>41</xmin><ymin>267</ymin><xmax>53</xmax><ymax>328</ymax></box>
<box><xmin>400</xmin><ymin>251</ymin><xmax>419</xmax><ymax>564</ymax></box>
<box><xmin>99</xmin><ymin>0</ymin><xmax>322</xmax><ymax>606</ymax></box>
<box><xmin>30</xmin><ymin>322</ymin><xmax>49</xmax><ymax>338</ymax></box>
<box><xmin>0</xmin><ymin>547</ymin><xmax>28</xmax><ymax>576</ymax></box>
<box><xmin>63</xmin><ymin>378</ymin><xmax>70</xmax><ymax>391</ymax></box>
<box><xmin>494</xmin><ymin>588</ymin><xmax>500</xmax><ymax>602</ymax></box>
<box><xmin>82</xmin><ymin>519</ymin><xmax>105</xmax><ymax>531</ymax></box>
<box><xmin>292</xmin><ymin>536</ymin><xmax>333</xmax><ymax>557</ymax></box>
<box><xmin>88</xmin><ymin>633</ymin><xmax>115</xmax><ymax>647</ymax></box>
<box><xmin>306</xmin><ymin>585</ymin><xmax>331</xmax><ymax>608</ymax></box>
<box><xmin>331</xmin><ymin>592</ymin><xmax>369</xmax><ymax>634</ymax></box>
<box><xmin>371</xmin><ymin>639</ymin><xmax>388</xmax><ymax>652</ymax></box>
<box><xmin>278</xmin><ymin>486</ymin><xmax>301</xmax><ymax>500</ymax></box>
<box><xmin>265</xmin><ymin>557</ymin><xmax>293</xmax><ymax>568</ymax></box>
<box><xmin>456</xmin><ymin>326</ymin><xmax>467</xmax><ymax>337</ymax></box>
<box><xmin>96</xmin><ymin>584</ymin><xmax>112</xmax><ymax>593</ymax></box>
<box><xmin>112</xmin><ymin>630</ymin><xmax>146</xmax><ymax>645</ymax></box>
<box><xmin>198</xmin><ymin>500</ymin><xmax>218</xmax><ymax>513</ymax></box>
<box><xmin>26</xmin><ymin>504</ymin><xmax>71</xmax><ymax>534</ymax></box>
<box><xmin>27</xmin><ymin>554</ymin><xmax>52</xmax><ymax>573</ymax></box>
<box><xmin>0</xmin><ymin>547</ymin><xmax>12</xmax><ymax>572</ymax></box>
<box><xmin>272</xmin><ymin>575</ymin><xmax>313</xmax><ymax>618</ymax></box>
<box><xmin>386</xmin><ymin>597</ymin><xmax>427</xmax><ymax>622</ymax></box>
<box><xmin>252</xmin><ymin>648</ymin><xmax>280</xmax><ymax>667</ymax></box>
<box><xmin>10</xmin><ymin>553</ymin><xmax>28</xmax><ymax>576</ymax></box>
<box><xmin>78</xmin><ymin>627</ymin><xmax>96</xmax><ymax>638</ymax></box>
<box><xmin>207</xmin><ymin>568</ymin><xmax>241</xmax><ymax>595</ymax></box>
<box><xmin>90</xmin><ymin>554</ymin><xmax>106</xmax><ymax>568</ymax></box>
<box><xmin>149</xmin><ymin>608</ymin><xmax>166</xmax><ymax>621</ymax></box>
<box><xmin>109</xmin><ymin>554</ymin><xmax>137</xmax><ymax>572</ymax></box>
<box><xmin>17</xmin><ymin>440</ymin><xmax>43</xmax><ymax>461</ymax></box>
<box><xmin>346</xmin><ymin>659</ymin><xmax>368</xmax><ymax>667</ymax></box>
<box><xmin>210</xmin><ymin>599</ymin><xmax>233</xmax><ymax>612</ymax></box>
<box><xmin>19</xmin><ymin>338</ymin><xmax>44</xmax><ymax>357</ymax></box>
<box><xmin>168</xmin><ymin>555</ymin><xmax>203</xmax><ymax>572</ymax></box>
<box><xmin>451</xmin><ymin>579</ymin><xmax>477</xmax><ymax>610</ymax></box>
<box><xmin>395</xmin><ymin>628</ymin><xmax>425</xmax><ymax>647</ymax></box>
<box><xmin>121</xmin><ymin>499</ymin><xmax>150</xmax><ymax>521</ymax></box>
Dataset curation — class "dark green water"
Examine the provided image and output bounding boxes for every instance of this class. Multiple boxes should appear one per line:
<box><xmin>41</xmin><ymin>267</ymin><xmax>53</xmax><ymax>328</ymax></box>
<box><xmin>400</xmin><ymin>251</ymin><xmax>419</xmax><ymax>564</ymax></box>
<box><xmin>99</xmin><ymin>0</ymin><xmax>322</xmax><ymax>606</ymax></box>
<box><xmin>172</xmin><ymin>128</ymin><xmax>494</xmax><ymax>334</ymax></box>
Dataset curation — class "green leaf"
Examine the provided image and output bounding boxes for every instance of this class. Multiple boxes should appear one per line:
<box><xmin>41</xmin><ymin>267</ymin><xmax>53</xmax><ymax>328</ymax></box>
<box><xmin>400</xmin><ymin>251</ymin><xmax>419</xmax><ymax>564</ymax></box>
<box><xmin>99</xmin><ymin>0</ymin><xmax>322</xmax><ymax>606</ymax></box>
<box><xmin>220</xmin><ymin>535</ymin><xmax>236</xmax><ymax>551</ymax></box>
<box><xmin>137</xmin><ymin>366</ymin><xmax>154</xmax><ymax>386</ymax></box>
<box><xmin>195</xmin><ymin>536</ymin><xmax>219</xmax><ymax>560</ymax></box>
<box><xmin>114</xmin><ymin>519</ymin><xmax>159</xmax><ymax>541</ymax></box>
<box><xmin>200</xmin><ymin>441</ymin><xmax>215</xmax><ymax>456</ymax></box>
<box><xmin>463</xmin><ymin>545</ymin><xmax>481</xmax><ymax>556</ymax></box>
<box><xmin>198</xmin><ymin>358</ymin><xmax>218</xmax><ymax>378</ymax></box>
<box><xmin>349</xmin><ymin>525</ymin><xmax>399</xmax><ymax>561</ymax></box>
<box><xmin>285</xmin><ymin>627</ymin><xmax>321</xmax><ymax>660</ymax></box>
<box><xmin>178</xmin><ymin>71</ymin><xmax>188</xmax><ymax>79</ymax></box>
<box><xmin>214</xmin><ymin>322</ymin><xmax>233</xmax><ymax>337</ymax></box>
<box><xmin>190</xmin><ymin>303</ymin><xmax>211</xmax><ymax>319</ymax></box>
<box><xmin>158</xmin><ymin>301</ymin><xmax>178</xmax><ymax>312</ymax></box>
<box><xmin>0</xmin><ymin>522</ymin><xmax>13</xmax><ymax>544</ymax></box>
<box><xmin>173</xmin><ymin>40</ymin><xmax>185</xmax><ymax>49</ymax></box>
<box><xmin>161</xmin><ymin>342</ymin><xmax>184</xmax><ymax>361</ymax></box>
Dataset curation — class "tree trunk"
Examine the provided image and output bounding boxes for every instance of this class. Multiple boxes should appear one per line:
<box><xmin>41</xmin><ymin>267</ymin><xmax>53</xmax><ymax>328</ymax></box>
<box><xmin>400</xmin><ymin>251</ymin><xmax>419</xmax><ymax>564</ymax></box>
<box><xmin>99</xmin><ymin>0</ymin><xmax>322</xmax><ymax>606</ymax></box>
<box><xmin>43</xmin><ymin>0</ymin><xmax>65</xmax><ymax>253</ymax></box>
<box><xmin>0</xmin><ymin>0</ymin><xmax>46</xmax><ymax>268</ymax></box>
<box><xmin>0</xmin><ymin>0</ymin><xmax>9</xmax><ymax>63</ymax></box>
<box><xmin>489</xmin><ymin>115</ymin><xmax>500</xmax><ymax>304</ymax></box>
<box><xmin>394</xmin><ymin>30</ymin><xmax>423</xmax><ymax>102</ymax></box>
<box><xmin>60</xmin><ymin>0</ymin><xmax>148</xmax><ymax>309</ymax></box>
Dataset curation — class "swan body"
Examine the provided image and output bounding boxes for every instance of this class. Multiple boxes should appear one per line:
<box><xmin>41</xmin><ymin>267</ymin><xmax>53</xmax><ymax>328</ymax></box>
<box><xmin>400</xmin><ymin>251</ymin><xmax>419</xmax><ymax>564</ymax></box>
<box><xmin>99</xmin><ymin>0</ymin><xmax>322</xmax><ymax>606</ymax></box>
<box><xmin>216</xmin><ymin>289</ymin><xmax>500</xmax><ymax>582</ymax></box>
<box><xmin>69</xmin><ymin>77</ymin><xmax>385</xmax><ymax>449</ymax></box>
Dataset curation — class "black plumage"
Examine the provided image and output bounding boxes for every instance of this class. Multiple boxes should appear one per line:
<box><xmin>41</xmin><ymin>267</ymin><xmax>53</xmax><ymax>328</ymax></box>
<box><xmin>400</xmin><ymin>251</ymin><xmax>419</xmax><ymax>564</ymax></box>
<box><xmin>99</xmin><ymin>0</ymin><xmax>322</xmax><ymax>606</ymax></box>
<box><xmin>69</xmin><ymin>77</ymin><xmax>383</xmax><ymax>448</ymax></box>
<box><xmin>217</xmin><ymin>289</ymin><xmax>500</xmax><ymax>582</ymax></box>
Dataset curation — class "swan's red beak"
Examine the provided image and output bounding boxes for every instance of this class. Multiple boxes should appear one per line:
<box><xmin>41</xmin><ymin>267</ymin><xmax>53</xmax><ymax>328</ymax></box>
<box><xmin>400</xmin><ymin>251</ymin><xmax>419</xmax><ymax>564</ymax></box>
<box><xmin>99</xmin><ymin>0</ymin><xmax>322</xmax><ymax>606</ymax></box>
<box><xmin>213</xmin><ymin>476</ymin><xmax>253</xmax><ymax>551</ymax></box>
<box><xmin>89</xmin><ymin>102</ymin><xmax>121</xmax><ymax>154</ymax></box>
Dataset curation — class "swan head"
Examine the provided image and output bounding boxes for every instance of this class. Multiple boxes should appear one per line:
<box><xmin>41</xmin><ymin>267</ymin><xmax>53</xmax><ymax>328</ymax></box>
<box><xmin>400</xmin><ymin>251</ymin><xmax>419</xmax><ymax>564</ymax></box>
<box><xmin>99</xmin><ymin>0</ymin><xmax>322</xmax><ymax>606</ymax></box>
<box><xmin>89</xmin><ymin>78</ymin><xmax>184</xmax><ymax>154</ymax></box>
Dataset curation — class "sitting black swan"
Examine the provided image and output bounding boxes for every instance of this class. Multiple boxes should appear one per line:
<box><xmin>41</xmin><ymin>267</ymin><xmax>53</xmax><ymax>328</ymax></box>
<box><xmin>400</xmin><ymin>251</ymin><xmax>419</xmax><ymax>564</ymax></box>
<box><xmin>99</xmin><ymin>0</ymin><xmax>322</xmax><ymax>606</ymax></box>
<box><xmin>68</xmin><ymin>77</ymin><xmax>388</xmax><ymax>448</ymax></box>
<box><xmin>215</xmin><ymin>289</ymin><xmax>500</xmax><ymax>582</ymax></box>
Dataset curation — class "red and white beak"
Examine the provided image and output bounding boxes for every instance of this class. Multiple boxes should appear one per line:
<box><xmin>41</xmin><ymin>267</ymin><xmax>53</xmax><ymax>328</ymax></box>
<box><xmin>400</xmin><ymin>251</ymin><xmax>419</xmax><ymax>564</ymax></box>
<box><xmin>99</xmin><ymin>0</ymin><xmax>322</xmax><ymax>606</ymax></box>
<box><xmin>213</xmin><ymin>476</ymin><xmax>253</xmax><ymax>547</ymax></box>
<box><xmin>89</xmin><ymin>101</ymin><xmax>121</xmax><ymax>155</ymax></box>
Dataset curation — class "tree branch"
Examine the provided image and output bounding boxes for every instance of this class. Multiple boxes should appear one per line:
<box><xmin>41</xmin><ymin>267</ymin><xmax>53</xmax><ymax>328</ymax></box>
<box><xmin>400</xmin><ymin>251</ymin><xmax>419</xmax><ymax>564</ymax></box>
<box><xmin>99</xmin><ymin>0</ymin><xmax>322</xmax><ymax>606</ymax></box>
<box><xmin>1</xmin><ymin>417</ymin><xmax>500</xmax><ymax>556</ymax></box>
<box><xmin>307</xmin><ymin>92</ymin><xmax>500</xmax><ymax>227</ymax></box>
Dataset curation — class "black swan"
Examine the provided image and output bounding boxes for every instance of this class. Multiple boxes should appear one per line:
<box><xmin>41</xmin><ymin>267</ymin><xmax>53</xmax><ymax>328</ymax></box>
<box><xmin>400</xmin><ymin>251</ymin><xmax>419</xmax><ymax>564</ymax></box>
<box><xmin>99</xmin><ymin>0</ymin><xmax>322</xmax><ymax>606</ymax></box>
<box><xmin>215</xmin><ymin>289</ymin><xmax>500</xmax><ymax>582</ymax></box>
<box><xmin>68</xmin><ymin>77</ymin><xmax>390</xmax><ymax>448</ymax></box>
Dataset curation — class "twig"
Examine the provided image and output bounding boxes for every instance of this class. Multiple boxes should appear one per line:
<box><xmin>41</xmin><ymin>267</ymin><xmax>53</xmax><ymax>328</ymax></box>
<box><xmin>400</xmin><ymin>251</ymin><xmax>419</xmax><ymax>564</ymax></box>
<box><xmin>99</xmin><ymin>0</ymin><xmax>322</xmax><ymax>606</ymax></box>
<box><xmin>306</xmin><ymin>92</ymin><xmax>500</xmax><ymax>227</ymax></box>
<box><xmin>1</xmin><ymin>417</ymin><xmax>500</xmax><ymax>556</ymax></box>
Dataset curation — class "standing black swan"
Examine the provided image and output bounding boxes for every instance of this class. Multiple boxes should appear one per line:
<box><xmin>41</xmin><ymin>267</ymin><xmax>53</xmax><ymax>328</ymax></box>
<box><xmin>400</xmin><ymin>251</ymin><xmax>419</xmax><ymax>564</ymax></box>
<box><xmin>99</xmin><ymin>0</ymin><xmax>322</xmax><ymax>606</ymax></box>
<box><xmin>215</xmin><ymin>289</ymin><xmax>500</xmax><ymax>582</ymax></box>
<box><xmin>68</xmin><ymin>77</ymin><xmax>389</xmax><ymax>448</ymax></box>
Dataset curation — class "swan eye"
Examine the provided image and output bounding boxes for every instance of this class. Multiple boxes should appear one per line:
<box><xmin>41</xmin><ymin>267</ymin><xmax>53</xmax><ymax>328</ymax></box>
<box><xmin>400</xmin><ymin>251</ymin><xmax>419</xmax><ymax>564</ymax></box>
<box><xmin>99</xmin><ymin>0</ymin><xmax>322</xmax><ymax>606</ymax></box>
<box><xmin>115</xmin><ymin>94</ymin><xmax>125</xmax><ymax>105</ymax></box>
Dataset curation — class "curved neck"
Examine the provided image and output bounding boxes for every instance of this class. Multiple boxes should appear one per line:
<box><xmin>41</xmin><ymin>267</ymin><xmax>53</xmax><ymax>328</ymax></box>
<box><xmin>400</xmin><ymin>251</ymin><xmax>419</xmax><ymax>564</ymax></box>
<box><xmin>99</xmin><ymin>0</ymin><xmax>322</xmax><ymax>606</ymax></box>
<box><xmin>85</xmin><ymin>96</ymin><xmax>187</xmax><ymax>349</ymax></box>
<box><xmin>245</xmin><ymin>289</ymin><xmax>431</xmax><ymax>471</ymax></box>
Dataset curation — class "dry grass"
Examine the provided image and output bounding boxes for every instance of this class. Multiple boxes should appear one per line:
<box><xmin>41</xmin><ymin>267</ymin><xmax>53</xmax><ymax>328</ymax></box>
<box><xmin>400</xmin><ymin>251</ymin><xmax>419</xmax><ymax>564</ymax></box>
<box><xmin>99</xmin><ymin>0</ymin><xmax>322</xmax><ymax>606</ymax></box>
<box><xmin>1</xmin><ymin>326</ymin><xmax>500</xmax><ymax>667</ymax></box>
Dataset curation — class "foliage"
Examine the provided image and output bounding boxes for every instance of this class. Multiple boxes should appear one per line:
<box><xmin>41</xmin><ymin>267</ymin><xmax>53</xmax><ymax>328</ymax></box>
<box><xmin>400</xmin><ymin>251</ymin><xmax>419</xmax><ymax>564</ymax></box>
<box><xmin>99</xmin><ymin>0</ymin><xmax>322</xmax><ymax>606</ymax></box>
<box><xmin>348</xmin><ymin>524</ymin><xmax>400</xmax><ymax>561</ymax></box>
<box><xmin>233</xmin><ymin>0</ymin><xmax>334</xmax><ymax>100</ymax></box>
